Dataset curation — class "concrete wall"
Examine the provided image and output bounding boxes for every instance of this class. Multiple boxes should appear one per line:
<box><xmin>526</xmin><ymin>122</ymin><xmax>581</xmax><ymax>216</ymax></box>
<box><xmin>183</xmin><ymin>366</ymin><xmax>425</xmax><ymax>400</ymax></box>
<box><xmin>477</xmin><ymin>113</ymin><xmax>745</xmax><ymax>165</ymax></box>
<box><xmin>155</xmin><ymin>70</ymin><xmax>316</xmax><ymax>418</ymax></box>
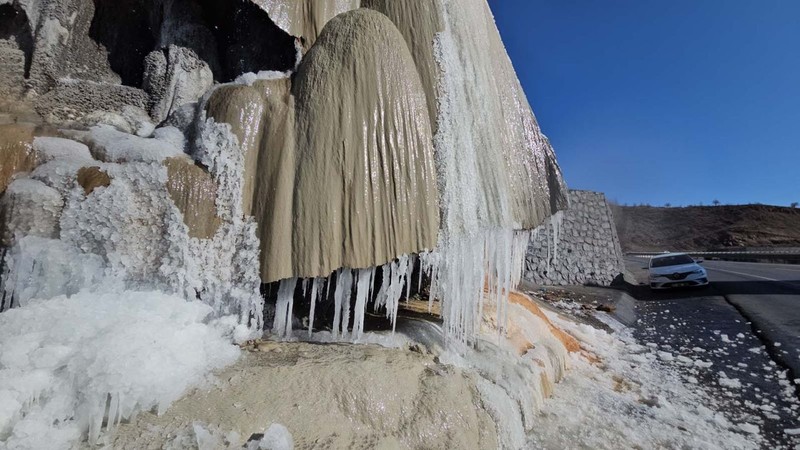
<box><xmin>524</xmin><ymin>190</ymin><xmax>624</xmax><ymax>286</ymax></box>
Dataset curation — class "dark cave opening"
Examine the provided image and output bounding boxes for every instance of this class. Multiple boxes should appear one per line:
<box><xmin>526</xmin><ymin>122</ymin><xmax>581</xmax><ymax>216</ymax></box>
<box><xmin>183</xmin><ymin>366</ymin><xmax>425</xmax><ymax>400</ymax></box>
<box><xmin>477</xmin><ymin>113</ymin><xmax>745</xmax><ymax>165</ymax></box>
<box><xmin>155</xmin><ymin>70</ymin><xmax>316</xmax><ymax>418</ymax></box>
<box><xmin>0</xmin><ymin>3</ymin><xmax>34</xmax><ymax>77</ymax></box>
<box><xmin>87</xmin><ymin>0</ymin><xmax>297</xmax><ymax>88</ymax></box>
<box><xmin>88</xmin><ymin>0</ymin><xmax>158</xmax><ymax>87</ymax></box>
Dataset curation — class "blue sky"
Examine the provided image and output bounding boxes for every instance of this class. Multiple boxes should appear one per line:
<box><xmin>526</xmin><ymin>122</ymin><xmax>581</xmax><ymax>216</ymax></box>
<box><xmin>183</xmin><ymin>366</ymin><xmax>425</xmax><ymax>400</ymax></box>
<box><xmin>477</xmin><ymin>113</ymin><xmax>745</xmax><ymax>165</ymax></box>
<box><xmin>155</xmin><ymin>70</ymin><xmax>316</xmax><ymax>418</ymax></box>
<box><xmin>489</xmin><ymin>0</ymin><xmax>800</xmax><ymax>207</ymax></box>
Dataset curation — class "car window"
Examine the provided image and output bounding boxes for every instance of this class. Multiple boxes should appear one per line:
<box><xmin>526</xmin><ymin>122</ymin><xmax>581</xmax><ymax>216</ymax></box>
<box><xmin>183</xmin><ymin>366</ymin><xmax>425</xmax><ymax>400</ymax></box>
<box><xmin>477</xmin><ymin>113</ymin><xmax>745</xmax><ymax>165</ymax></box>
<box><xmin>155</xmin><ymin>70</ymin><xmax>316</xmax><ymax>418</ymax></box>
<box><xmin>651</xmin><ymin>255</ymin><xmax>695</xmax><ymax>268</ymax></box>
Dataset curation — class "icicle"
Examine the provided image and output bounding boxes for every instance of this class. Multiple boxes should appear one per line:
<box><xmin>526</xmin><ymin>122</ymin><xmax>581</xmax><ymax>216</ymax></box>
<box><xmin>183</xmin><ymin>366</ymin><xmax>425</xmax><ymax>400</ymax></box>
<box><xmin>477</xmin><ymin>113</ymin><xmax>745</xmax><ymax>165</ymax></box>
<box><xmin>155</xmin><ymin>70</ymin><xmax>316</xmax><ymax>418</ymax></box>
<box><xmin>332</xmin><ymin>269</ymin><xmax>353</xmax><ymax>338</ymax></box>
<box><xmin>272</xmin><ymin>277</ymin><xmax>297</xmax><ymax>338</ymax></box>
<box><xmin>307</xmin><ymin>278</ymin><xmax>324</xmax><ymax>337</ymax></box>
<box><xmin>352</xmin><ymin>268</ymin><xmax>373</xmax><ymax>339</ymax></box>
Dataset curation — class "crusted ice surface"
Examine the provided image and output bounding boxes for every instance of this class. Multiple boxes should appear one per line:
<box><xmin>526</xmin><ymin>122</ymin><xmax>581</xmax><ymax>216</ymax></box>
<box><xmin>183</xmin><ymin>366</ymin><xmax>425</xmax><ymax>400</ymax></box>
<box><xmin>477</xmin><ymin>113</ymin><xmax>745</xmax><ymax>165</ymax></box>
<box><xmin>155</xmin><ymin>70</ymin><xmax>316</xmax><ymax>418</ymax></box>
<box><xmin>31</xmin><ymin>136</ymin><xmax>93</xmax><ymax>163</ymax></box>
<box><xmin>0</xmin><ymin>236</ymin><xmax>106</xmax><ymax>310</ymax></box>
<box><xmin>0</xmin><ymin>290</ymin><xmax>239</xmax><ymax>448</ymax></box>
<box><xmin>81</xmin><ymin>124</ymin><xmax>184</xmax><ymax>163</ymax></box>
<box><xmin>0</xmin><ymin>178</ymin><xmax>64</xmax><ymax>246</ymax></box>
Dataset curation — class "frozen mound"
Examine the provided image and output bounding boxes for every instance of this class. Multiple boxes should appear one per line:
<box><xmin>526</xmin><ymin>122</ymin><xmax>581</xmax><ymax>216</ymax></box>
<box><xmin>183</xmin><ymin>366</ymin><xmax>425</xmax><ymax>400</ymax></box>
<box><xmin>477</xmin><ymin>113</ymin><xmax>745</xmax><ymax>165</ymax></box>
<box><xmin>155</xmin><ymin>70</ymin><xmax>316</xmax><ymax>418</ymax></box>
<box><xmin>255</xmin><ymin>0</ymin><xmax>361</xmax><ymax>50</ymax></box>
<box><xmin>0</xmin><ymin>290</ymin><xmax>239</xmax><ymax>448</ymax></box>
<box><xmin>0</xmin><ymin>178</ymin><xmax>62</xmax><ymax>246</ymax></box>
<box><xmin>291</xmin><ymin>8</ymin><xmax>439</xmax><ymax>280</ymax></box>
<box><xmin>359</xmin><ymin>0</ymin><xmax>570</xmax><ymax>344</ymax></box>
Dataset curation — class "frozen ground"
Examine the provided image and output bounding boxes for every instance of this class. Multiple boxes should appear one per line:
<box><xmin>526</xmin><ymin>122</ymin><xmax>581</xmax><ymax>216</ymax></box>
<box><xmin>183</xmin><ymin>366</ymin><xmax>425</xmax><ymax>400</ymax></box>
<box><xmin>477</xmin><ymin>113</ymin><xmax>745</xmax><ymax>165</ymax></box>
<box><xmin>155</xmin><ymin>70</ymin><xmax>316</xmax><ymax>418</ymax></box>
<box><xmin>2</xmin><ymin>286</ymin><xmax>793</xmax><ymax>449</ymax></box>
<box><xmin>527</xmin><ymin>310</ymin><xmax>769</xmax><ymax>449</ymax></box>
<box><xmin>0</xmin><ymin>290</ymin><xmax>240</xmax><ymax>449</ymax></box>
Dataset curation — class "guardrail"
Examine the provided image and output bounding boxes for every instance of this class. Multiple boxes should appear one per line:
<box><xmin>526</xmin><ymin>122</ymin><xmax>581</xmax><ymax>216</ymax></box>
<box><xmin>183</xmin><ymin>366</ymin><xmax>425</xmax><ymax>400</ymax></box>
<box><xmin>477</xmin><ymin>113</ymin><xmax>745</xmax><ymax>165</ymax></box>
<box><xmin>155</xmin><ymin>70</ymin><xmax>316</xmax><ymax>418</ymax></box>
<box><xmin>626</xmin><ymin>250</ymin><xmax>800</xmax><ymax>263</ymax></box>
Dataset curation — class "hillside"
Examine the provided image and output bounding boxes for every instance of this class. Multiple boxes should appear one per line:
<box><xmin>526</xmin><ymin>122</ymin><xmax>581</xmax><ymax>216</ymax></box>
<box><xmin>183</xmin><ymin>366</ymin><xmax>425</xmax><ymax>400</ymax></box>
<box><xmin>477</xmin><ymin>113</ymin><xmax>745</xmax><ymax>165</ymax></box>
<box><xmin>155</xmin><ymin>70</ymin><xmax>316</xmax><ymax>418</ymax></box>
<box><xmin>611</xmin><ymin>204</ymin><xmax>800</xmax><ymax>252</ymax></box>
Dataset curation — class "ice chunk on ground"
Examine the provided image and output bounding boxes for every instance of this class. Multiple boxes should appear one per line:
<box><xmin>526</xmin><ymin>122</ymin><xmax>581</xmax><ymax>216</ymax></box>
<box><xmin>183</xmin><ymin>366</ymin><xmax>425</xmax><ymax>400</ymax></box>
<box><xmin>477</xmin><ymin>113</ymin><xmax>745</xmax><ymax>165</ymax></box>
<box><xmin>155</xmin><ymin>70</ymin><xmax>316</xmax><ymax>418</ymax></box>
<box><xmin>0</xmin><ymin>290</ymin><xmax>239</xmax><ymax>448</ymax></box>
<box><xmin>32</xmin><ymin>136</ymin><xmax>93</xmax><ymax>163</ymax></box>
<box><xmin>82</xmin><ymin>124</ymin><xmax>184</xmax><ymax>163</ymax></box>
<box><xmin>246</xmin><ymin>423</ymin><xmax>294</xmax><ymax>450</ymax></box>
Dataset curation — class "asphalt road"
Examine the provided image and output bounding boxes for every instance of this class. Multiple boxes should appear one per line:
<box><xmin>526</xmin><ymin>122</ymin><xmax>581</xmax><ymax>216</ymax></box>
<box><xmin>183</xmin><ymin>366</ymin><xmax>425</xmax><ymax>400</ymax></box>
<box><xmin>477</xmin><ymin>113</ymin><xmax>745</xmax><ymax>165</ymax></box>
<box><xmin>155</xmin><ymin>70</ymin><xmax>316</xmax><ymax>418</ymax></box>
<box><xmin>623</xmin><ymin>257</ymin><xmax>800</xmax><ymax>446</ymax></box>
<box><xmin>625</xmin><ymin>257</ymin><xmax>800</xmax><ymax>378</ymax></box>
<box><xmin>702</xmin><ymin>260</ymin><xmax>800</xmax><ymax>376</ymax></box>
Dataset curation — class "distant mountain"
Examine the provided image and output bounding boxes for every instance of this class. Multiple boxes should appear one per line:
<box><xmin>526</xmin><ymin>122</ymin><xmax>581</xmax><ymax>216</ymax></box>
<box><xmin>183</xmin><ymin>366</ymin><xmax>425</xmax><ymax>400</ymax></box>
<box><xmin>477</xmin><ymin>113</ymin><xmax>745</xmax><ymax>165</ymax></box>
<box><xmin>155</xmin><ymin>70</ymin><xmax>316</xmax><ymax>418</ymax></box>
<box><xmin>611</xmin><ymin>204</ymin><xmax>800</xmax><ymax>252</ymax></box>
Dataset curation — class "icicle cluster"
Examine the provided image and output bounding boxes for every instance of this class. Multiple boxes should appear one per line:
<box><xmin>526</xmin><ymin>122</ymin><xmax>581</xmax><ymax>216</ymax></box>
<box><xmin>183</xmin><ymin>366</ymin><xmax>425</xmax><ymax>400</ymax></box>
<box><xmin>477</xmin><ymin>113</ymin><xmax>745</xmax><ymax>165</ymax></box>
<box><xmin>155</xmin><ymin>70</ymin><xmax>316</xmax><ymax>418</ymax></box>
<box><xmin>271</xmin><ymin>255</ymin><xmax>414</xmax><ymax>341</ymax></box>
<box><xmin>419</xmin><ymin>229</ymin><xmax>531</xmax><ymax>344</ymax></box>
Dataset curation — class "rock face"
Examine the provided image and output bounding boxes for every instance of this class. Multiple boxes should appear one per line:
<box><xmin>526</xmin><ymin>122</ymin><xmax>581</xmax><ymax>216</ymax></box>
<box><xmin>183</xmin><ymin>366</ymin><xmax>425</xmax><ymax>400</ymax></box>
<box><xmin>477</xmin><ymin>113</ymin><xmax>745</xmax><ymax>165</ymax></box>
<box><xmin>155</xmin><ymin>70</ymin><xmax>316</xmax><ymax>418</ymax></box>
<box><xmin>34</xmin><ymin>80</ymin><xmax>149</xmax><ymax>125</ymax></box>
<box><xmin>143</xmin><ymin>45</ymin><xmax>213</xmax><ymax>124</ymax></box>
<box><xmin>524</xmin><ymin>190</ymin><xmax>624</xmax><ymax>287</ymax></box>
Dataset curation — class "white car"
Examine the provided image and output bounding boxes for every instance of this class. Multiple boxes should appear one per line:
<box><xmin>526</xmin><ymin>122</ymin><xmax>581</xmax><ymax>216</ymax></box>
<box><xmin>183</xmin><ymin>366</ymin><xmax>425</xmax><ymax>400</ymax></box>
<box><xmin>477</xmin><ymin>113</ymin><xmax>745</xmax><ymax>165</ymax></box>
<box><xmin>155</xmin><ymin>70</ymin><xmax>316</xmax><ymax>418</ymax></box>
<box><xmin>648</xmin><ymin>253</ymin><xmax>709</xmax><ymax>290</ymax></box>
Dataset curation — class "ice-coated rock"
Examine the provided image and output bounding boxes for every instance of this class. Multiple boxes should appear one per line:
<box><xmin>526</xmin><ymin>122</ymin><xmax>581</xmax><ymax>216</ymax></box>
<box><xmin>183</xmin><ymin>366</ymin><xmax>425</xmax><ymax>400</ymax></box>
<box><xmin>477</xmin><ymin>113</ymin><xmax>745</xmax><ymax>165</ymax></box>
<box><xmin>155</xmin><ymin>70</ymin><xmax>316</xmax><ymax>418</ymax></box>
<box><xmin>143</xmin><ymin>45</ymin><xmax>214</xmax><ymax>124</ymax></box>
<box><xmin>0</xmin><ymin>177</ymin><xmax>63</xmax><ymax>245</ymax></box>
<box><xmin>32</xmin><ymin>136</ymin><xmax>93</xmax><ymax>163</ymax></box>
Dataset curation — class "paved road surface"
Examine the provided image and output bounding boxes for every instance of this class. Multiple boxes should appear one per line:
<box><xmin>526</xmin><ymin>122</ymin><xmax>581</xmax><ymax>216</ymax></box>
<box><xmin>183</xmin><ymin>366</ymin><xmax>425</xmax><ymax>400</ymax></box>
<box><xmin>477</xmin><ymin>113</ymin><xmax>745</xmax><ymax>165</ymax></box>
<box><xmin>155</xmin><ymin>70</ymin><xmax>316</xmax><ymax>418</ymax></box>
<box><xmin>623</xmin><ymin>257</ymin><xmax>800</xmax><ymax>446</ymax></box>
<box><xmin>626</xmin><ymin>257</ymin><xmax>800</xmax><ymax>375</ymax></box>
<box><xmin>701</xmin><ymin>259</ymin><xmax>800</xmax><ymax>375</ymax></box>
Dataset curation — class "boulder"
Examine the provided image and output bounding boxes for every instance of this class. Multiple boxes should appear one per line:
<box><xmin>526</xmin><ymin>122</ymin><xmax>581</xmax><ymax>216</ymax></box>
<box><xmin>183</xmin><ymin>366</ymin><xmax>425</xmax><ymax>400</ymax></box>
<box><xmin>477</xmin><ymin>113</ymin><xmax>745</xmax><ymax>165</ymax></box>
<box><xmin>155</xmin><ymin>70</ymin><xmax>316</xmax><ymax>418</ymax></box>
<box><xmin>34</xmin><ymin>80</ymin><xmax>149</xmax><ymax>125</ymax></box>
<box><xmin>143</xmin><ymin>45</ymin><xmax>213</xmax><ymax>123</ymax></box>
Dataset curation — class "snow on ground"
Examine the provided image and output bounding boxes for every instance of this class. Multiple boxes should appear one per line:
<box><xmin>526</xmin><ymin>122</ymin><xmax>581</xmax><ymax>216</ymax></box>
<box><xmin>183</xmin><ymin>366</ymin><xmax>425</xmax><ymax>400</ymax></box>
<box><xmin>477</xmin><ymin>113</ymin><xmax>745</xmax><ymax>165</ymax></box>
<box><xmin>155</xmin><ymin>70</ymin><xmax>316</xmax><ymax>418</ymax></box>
<box><xmin>0</xmin><ymin>290</ymin><xmax>239</xmax><ymax>449</ymax></box>
<box><xmin>527</xmin><ymin>311</ymin><xmax>762</xmax><ymax>449</ymax></box>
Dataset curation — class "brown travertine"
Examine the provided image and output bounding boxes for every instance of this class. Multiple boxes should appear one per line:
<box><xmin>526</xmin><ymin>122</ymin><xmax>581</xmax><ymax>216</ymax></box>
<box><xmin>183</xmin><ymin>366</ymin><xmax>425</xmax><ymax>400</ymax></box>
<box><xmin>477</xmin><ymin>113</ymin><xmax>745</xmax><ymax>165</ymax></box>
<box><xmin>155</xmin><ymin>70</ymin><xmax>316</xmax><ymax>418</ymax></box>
<box><xmin>364</xmin><ymin>0</ymin><xmax>567</xmax><ymax>233</ymax></box>
<box><xmin>205</xmin><ymin>85</ymin><xmax>266</xmax><ymax>217</ymax></box>
<box><xmin>255</xmin><ymin>0</ymin><xmax>361</xmax><ymax>50</ymax></box>
<box><xmin>76</xmin><ymin>166</ymin><xmax>111</xmax><ymax>195</ymax></box>
<box><xmin>0</xmin><ymin>123</ymin><xmax>37</xmax><ymax>194</ymax></box>
<box><xmin>291</xmin><ymin>9</ymin><xmax>439</xmax><ymax>280</ymax></box>
<box><xmin>164</xmin><ymin>157</ymin><xmax>222</xmax><ymax>239</ymax></box>
<box><xmin>207</xmin><ymin>9</ymin><xmax>440</xmax><ymax>283</ymax></box>
<box><xmin>361</xmin><ymin>0</ymin><xmax>444</xmax><ymax>132</ymax></box>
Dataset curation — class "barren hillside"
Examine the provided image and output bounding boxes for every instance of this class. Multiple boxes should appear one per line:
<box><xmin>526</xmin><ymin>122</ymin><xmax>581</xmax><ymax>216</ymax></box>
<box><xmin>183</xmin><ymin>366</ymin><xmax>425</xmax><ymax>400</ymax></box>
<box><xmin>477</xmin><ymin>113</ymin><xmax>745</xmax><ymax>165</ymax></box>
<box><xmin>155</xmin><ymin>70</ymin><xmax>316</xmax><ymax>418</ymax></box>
<box><xmin>611</xmin><ymin>204</ymin><xmax>800</xmax><ymax>252</ymax></box>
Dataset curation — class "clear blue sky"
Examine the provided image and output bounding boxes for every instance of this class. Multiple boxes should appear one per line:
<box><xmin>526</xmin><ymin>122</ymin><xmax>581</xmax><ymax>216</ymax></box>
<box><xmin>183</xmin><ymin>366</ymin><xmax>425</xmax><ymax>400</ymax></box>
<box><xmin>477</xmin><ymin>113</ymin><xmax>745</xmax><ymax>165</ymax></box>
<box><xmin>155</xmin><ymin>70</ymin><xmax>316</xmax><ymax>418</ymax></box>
<box><xmin>489</xmin><ymin>0</ymin><xmax>800</xmax><ymax>207</ymax></box>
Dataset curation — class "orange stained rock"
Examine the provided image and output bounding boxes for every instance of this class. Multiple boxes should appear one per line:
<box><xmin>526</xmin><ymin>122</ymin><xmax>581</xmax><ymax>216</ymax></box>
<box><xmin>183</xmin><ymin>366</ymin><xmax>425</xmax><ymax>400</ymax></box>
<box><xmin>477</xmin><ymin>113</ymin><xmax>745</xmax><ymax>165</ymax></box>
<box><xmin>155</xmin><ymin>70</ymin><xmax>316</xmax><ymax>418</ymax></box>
<box><xmin>507</xmin><ymin>290</ymin><xmax>581</xmax><ymax>353</ymax></box>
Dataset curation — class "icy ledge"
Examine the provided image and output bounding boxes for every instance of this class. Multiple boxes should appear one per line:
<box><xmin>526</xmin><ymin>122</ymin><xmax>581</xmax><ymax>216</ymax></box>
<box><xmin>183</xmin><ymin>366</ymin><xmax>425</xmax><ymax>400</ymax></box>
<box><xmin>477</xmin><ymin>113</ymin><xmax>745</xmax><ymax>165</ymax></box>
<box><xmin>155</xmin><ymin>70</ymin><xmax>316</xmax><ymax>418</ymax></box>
<box><xmin>0</xmin><ymin>290</ymin><xmax>240</xmax><ymax>448</ymax></box>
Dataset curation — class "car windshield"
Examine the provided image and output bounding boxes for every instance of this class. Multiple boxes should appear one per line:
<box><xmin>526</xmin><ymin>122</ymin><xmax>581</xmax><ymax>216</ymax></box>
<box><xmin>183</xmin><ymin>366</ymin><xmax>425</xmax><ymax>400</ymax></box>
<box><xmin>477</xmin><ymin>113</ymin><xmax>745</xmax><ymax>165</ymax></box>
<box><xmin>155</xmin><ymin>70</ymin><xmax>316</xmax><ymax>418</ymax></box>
<box><xmin>651</xmin><ymin>254</ymin><xmax>695</xmax><ymax>268</ymax></box>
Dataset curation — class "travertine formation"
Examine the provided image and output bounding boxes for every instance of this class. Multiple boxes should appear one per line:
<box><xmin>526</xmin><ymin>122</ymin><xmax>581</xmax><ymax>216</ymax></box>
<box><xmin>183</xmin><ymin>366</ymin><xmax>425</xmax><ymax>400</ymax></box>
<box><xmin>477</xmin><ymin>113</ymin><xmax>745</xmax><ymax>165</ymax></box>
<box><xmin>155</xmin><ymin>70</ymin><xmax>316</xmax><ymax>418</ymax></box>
<box><xmin>207</xmin><ymin>10</ymin><xmax>440</xmax><ymax>283</ymax></box>
<box><xmin>525</xmin><ymin>190</ymin><xmax>624</xmax><ymax>286</ymax></box>
<box><xmin>291</xmin><ymin>9</ymin><xmax>440</xmax><ymax>279</ymax></box>
<box><xmin>254</xmin><ymin>0</ymin><xmax>360</xmax><ymax>50</ymax></box>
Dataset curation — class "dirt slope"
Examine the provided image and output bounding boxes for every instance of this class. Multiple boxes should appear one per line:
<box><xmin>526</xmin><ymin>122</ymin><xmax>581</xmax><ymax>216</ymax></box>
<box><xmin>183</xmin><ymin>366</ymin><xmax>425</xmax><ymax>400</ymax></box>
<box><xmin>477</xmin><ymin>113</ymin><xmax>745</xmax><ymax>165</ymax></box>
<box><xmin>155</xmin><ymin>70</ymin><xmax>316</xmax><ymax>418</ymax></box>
<box><xmin>611</xmin><ymin>204</ymin><xmax>800</xmax><ymax>252</ymax></box>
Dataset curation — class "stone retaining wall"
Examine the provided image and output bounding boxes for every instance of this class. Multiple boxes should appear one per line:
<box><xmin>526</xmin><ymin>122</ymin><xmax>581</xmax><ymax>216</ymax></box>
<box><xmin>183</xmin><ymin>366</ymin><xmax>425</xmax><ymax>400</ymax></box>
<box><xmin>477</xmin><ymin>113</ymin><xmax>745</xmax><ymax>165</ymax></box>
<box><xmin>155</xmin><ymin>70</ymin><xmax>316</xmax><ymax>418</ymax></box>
<box><xmin>524</xmin><ymin>190</ymin><xmax>624</xmax><ymax>286</ymax></box>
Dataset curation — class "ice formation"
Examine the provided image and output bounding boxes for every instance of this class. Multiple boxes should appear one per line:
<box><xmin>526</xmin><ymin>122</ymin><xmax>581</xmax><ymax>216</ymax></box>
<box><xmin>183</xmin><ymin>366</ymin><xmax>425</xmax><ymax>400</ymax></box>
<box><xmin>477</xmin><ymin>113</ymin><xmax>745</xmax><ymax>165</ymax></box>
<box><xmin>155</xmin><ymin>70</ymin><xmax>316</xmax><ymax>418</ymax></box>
<box><xmin>0</xmin><ymin>291</ymin><xmax>239</xmax><ymax>448</ymax></box>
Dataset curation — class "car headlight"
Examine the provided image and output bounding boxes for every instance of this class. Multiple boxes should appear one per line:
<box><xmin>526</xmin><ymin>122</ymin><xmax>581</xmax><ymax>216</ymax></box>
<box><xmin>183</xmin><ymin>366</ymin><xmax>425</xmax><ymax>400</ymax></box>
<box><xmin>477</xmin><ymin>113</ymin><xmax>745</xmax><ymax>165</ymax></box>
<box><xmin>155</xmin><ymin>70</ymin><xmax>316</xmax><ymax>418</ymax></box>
<box><xmin>691</xmin><ymin>269</ymin><xmax>704</xmax><ymax>275</ymax></box>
